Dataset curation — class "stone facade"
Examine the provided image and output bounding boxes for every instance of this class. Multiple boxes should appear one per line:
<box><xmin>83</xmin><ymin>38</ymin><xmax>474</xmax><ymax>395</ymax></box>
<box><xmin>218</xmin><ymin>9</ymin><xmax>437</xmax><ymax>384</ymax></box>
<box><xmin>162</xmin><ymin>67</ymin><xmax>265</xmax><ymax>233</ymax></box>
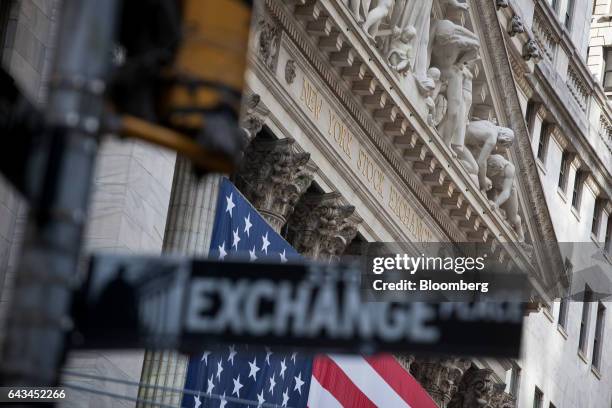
<box><xmin>1</xmin><ymin>0</ymin><xmax>612</xmax><ymax>407</ymax></box>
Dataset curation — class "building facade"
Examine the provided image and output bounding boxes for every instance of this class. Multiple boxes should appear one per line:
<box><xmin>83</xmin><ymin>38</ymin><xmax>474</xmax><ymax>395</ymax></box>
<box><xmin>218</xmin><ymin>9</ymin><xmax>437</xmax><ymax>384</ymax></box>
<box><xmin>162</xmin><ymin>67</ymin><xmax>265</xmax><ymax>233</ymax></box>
<box><xmin>1</xmin><ymin>0</ymin><xmax>612</xmax><ymax>407</ymax></box>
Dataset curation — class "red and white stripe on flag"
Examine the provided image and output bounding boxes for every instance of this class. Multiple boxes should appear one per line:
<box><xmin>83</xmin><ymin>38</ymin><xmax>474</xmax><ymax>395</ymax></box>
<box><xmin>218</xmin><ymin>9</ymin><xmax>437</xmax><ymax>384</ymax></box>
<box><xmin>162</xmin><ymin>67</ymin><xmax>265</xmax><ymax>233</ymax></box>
<box><xmin>307</xmin><ymin>354</ymin><xmax>438</xmax><ymax>408</ymax></box>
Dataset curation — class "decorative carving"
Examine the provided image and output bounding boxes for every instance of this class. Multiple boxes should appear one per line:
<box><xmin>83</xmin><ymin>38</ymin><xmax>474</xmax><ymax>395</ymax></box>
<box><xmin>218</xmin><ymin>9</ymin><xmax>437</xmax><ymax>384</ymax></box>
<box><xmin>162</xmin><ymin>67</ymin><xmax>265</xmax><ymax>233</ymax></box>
<box><xmin>285</xmin><ymin>59</ymin><xmax>297</xmax><ymax>84</ymax></box>
<box><xmin>523</xmin><ymin>39</ymin><xmax>541</xmax><ymax>61</ymax></box>
<box><xmin>362</xmin><ymin>0</ymin><xmax>394</xmax><ymax>40</ymax></box>
<box><xmin>448</xmin><ymin>367</ymin><xmax>495</xmax><ymax>408</ymax></box>
<box><xmin>489</xmin><ymin>384</ymin><xmax>516</xmax><ymax>408</ymax></box>
<box><xmin>236</xmin><ymin>138</ymin><xmax>316</xmax><ymax>232</ymax></box>
<box><xmin>258</xmin><ymin>19</ymin><xmax>281</xmax><ymax>69</ymax></box>
<box><xmin>508</xmin><ymin>15</ymin><xmax>525</xmax><ymax>36</ymax></box>
<box><xmin>287</xmin><ymin>192</ymin><xmax>362</xmax><ymax>260</ymax></box>
<box><xmin>486</xmin><ymin>154</ymin><xmax>525</xmax><ymax>241</ymax></box>
<box><xmin>386</xmin><ymin>26</ymin><xmax>417</xmax><ymax>74</ymax></box>
<box><xmin>240</xmin><ymin>93</ymin><xmax>270</xmax><ymax>141</ymax></box>
<box><xmin>410</xmin><ymin>357</ymin><xmax>472</xmax><ymax>408</ymax></box>
<box><xmin>496</xmin><ymin>0</ymin><xmax>509</xmax><ymax>8</ymax></box>
<box><xmin>430</xmin><ymin>19</ymin><xmax>480</xmax><ymax>149</ymax></box>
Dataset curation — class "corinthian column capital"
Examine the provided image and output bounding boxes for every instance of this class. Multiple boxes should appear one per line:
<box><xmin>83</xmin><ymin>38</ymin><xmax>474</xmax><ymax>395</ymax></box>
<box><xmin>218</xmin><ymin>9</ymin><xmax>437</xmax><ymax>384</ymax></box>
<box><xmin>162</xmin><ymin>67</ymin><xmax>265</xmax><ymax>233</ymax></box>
<box><xmin>287</xmin><ymin>191</ymin><xmax>362</xmax><ymax>261</ymax></box>
<box><xmin>236</xmin><ymin>137</ymin><xmax>316</xmax><ymax>233</ymax></box>
<box><xmin>410</xmin><ymin>357</ymin><xmax>472</xmax><ymax>408</ymax></box>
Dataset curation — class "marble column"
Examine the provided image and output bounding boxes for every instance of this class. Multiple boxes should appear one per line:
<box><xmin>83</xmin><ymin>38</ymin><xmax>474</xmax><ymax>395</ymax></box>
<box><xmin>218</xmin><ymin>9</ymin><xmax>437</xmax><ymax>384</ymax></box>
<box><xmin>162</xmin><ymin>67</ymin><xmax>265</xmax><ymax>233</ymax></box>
<box><xmin>137</xmin><ymin>160</ymin><xmax>222</xmax><ymax>407</ymax></box>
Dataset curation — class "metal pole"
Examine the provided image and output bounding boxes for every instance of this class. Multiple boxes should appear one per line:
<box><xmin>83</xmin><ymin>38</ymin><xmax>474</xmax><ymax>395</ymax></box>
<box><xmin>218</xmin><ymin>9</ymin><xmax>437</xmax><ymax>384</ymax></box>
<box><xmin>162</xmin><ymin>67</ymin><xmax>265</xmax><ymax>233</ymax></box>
<box><xmin>1</xmin><ymin>0</ymin><xmax>120</xmax><ymax>387</ymax></box>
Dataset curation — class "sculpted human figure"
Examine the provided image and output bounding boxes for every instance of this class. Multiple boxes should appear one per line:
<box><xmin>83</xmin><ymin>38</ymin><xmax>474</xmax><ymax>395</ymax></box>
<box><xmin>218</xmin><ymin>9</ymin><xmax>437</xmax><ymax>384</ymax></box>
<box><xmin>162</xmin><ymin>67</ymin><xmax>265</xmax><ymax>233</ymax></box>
<box><xmin>487</xmin><ymin>154</ymin><xmax>525</xmax><ymax>241</ymax></box>
<box><xmin>348</xmin><ymin>0</ymin><xmax>364</xmax><ymax>21</ymax></box>
<box><xmin>363</xmin><ymin>0</ymin><xmax>394</xmax><ymax>40</ymax></box>
<box><xmin>430</xmin><ymin>19</ymin><xmax>480</xmax><ymax>150</ymax></box>
<box><xmin>423</xmin><ymin>67</ymin><xmax>443</xmax><ymax>125</ymax></box>
<box><xmin>387</xmin><ymin>25</ymin><xmax>417</xmax><ymax>73</ymax></box>
<box><xmin>462</xmin><ymin>120</ymin><xmax>515</xmax><ymax>191</ymax></box>
<box><xmin>390</xmin><ymin>0</ymin><xmax>468</xmax><ymax>92</ymax></box>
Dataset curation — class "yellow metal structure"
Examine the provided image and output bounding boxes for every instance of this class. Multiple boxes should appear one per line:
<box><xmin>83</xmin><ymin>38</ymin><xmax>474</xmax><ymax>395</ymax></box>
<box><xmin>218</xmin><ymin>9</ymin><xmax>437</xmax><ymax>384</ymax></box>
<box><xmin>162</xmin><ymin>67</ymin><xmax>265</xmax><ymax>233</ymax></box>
<box><xmin>162</xmin><ymin>0</ymin><xmax>252</xmax><ymax>130</ymax></box>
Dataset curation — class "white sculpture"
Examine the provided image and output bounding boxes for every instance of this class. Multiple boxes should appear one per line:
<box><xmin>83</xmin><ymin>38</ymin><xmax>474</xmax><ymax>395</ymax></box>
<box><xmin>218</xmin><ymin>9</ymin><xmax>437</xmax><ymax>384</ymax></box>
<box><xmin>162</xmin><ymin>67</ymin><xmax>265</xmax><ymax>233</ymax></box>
<box><xmin>363</xmin><ymin>0</ymin><xmax>395</xmax><ymax>40</ymax></box>
<box><xmin>386</xmin><ymin>0</ymin><xmax>468</xmax><ymax>92</ymax></box>
<box><xmin>386</xmin><ymin>25</ymin><xmax>417</xmax><ymax>73</ymax></box>
<box><xmin>348</xmin><ymin>0</ymin><xmax>364</xmax><ymax>22</ymax></box>
<box><xmin>424</xmin><ymin>67</ymin><xmax>443</xmax><ymax>125</ymax></box>
<box><xmin>462</xmin><ymin>120</ymin><xmax>515</xmax><ymax>191</ymax></box>
<box><xmin>487</xmin><ymin>154</ymin><xmax>525</xmax><ymax>241</ymax></box>
<box><xmin>430</xmin><ymin>19</ymin><xmax>480</xmax><ymax>149</ymax></box>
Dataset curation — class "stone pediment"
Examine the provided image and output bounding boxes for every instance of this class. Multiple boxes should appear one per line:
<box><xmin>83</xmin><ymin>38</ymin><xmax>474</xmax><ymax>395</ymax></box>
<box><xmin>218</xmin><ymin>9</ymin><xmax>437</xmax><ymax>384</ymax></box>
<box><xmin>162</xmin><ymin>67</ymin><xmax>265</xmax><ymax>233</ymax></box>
<box><xmin>256</xmin><ymin>0</ymin><xmax>564</xmax><ymax>301</ymax></box>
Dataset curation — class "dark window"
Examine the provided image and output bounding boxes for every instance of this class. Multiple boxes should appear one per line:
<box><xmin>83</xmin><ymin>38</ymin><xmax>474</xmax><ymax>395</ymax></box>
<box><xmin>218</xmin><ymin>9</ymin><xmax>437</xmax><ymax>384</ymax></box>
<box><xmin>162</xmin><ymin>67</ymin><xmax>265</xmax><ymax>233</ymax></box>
<box><xmin>558</xmin><ymin>151</ymin><xmax>571</xmax><ymax>192</ymax></box>
<box><xmin>537</xmin><ymin>125</ymin><xmax>550</xmax><ymax>163</ymax></box>
<box><xmin>525</xmin><ymin>101</ymin><xmax>537</xmax><ymax>138</ymax></box>
<box><xmin>509</xmin><ymin>365</ymin><xmax>521</xmax><ymax>398</ymax></box>
<box><xmin>558</xmin><ymin>297</ymin><xmax>569</xmax><ymax>329</ymax></box>
<box><xmin>605</xmin><ymin>217</ymin><xmax>612</xmax><ymax>254</ymax></box>
<box><xmin>593</xmin><ymin>199</ymin><xmax>603</xmax><ymax>237</ymax></box>
<box><xmin>579</xmin><ymin>286</ymin><xmax>594</xmax><ymax>354</ymax></box>
<box><xmin>604</xmin><ymin>48</ymin><xmax>612</xmax><ymax>91</ymax></box>
<box><xmin>565</xmin><ymin>0</ymin><xmax>575</xmax><ymax>29</ymax></box>
<box><xmin>572</xmin><ymin>171</ymin><xmax>585</xmax><ymax>211</ymax></box>
<box><xmin>534</xmin><ymin>387</ymin><xmax>543</xmax><ymax>408</ymax></box>
<box><xmin>593</xmin><ymin>303</ymin><xmax>606</xmax><ymax>370</ymax></box>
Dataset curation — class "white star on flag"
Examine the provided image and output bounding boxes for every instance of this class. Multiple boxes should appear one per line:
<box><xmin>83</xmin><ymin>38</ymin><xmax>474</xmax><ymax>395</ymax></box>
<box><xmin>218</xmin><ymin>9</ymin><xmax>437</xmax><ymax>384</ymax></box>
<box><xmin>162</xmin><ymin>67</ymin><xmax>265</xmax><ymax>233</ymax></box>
<box><xmin>200</xmin><ymin>351</ymin><xmax>211</xmax><ymax>364</ymax></box>
<box><xmin>248</xmin><ymin>357</ymin><xmax>260</xmax><ymax>381</ymax></box>
<box><xmin>291</xmin><ymin>352</ymin><xmax>297</xmax><ymax>363</ymax></box>
<box><xmin>279</xmin><ymin>249</ymin><xmax>288</xmax><ymax>263</ymax></box>
<box><xmin>220</xmin><ymin>393</ymin><xmax>227</xmax><ymax>408</ymax></box>
<box><xmin>218</xmin><ymin>242</ymin><xmax>227</xmax><ymax>260</ymax></box>
<box><xmin>244</xmin><ymin>213</ymin><xmax>252</xmax><ymax>236</ymax></box>
<box><xmin>232</xmin><ymin>228</ymin><xmax>241</xmax><ymax>250</ymax></box>
<box><xmin>232</xmin><ymin>375</ymin><xmax>244</xmax><ymax>397</ymax></box>
<box><xmin>206</xmin><ymin>375</ymin><xmax>214</xmax><ymax>394</ymax></box>
<box><xmin>225</xmin><ymin>193</ymin><xmax>235</xmax><ymax>217</ymax></box>
<box><xmin>249</xmin><ymin>246</ymin><xmax>258</xmax><ymax>262</ymax></box>
<box><xmin>228</xmin><ymin>345</ymin><xmax>237</xmax><ymax>365</ymax></box>
<box><xmin>280</xmin><ymin>358</ymin><xmax>287</xmax><ymax>379</ymax></box>
<box><xmin>268</xmin><ymin>373</ymin><xmax>276</xmax><ymax>395</ymax></box>
<box><xmin>294</xmin><ymin>372</ymin><xmax>305</xmax><ymax>395</ymax></box>
<box><xmin>193</xmin><ymin>395</ymin><xmax>202</xmax><ymax>408</ymax></box>
<box><xmin>216</xmin><ymin>360</ymin><xmax>223</xmax><ymax>381</ymax></box>
<box><xmin>261</xmin><ymin>232</ymin><xmax>270</xmax><ymax>254</ymax></box>
<box><xmin>282</xmin><ymin>388</ymin><xmax>290</xmax><ymax>407</ymax></box>
<box><xmin>257</xmin><ymin>390</ymin><xmax>265</xmax><ymax>408</ymax></box>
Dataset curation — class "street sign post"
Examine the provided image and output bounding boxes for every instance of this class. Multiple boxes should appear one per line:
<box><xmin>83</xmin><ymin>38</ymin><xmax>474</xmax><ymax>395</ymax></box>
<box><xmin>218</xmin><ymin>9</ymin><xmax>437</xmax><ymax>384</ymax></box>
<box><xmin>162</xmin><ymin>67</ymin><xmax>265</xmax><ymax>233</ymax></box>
<box><xmin>73</xmin><ymin>254</ymin><xmax>525</xmax><ymax>358</ymax></box>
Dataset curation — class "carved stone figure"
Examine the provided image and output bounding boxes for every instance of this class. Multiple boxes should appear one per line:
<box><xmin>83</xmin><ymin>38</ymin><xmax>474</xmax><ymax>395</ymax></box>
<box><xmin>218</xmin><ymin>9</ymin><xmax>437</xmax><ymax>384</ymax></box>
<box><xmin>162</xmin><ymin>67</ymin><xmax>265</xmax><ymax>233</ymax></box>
<box><xmin>424</xmin><ymin>67</ymin><xmax>444</xmax><ymax>126</ymax></box>
<box><xmin>523</xmin><ymin>39</ymin><xmax>541</xmax><ymax>61</ymax></box>
<box><xmin>410</xmin><ymin>357</ymin><xmax>472</xmax><ymax>407</ymax></box>
<box><xmin>430</xmin><ymin>19</ymin><xmax>480</xmax><ymax>149</ymax></box>
<box><xmin>285</xmin><ymin>59</ymin><xmax>296</xmax><ymax>84</ymax></box>
<box><xmin>486</xmin><ymin>154</ymin><xmax>525</xmax><ymax>241</ymax></box>
<box><xmin>387</xmin><ymin>25</ymin><xmax>417</xmax><ymax>73</ymax></box>
<box><xmin>508</xmin><ymin>15</ymin><xmax>525</xmax><ymax>36</ymax></box>
<box><xmin>389</xmin><ymin>0</ymin><xmax>468</xmax><ymax>92</ymax></box>
<box><xmin>363</xmin><ymin>0</ymin><xmax>395</xmax><ymax>40</ymax></box>
<box><xmin>258</xmin><ymin>19</ymin><xmax>281</xmax><ymax>69</ymax></box>
<box><xmin>461</xmin><ymin>120</ymin><xmax>515</xmax><ymax>191</ymax></box>
<box><xmin>347</xmin><ymin>0</ymin><xmax>366</xmax><ymax>22</ymax></box>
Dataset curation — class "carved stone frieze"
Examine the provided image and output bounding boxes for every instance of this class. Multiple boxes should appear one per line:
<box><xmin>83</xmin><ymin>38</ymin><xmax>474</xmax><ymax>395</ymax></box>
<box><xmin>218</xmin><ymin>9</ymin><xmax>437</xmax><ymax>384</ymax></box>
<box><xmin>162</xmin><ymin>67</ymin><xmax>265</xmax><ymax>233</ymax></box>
<box><xmin>287</xmin><ymin>191</ymin><xmax>363</xmax><ymax>260</ymax></box>
<box><xmin>258</xmin><ymin>18</ymin><xmax>282</xmax><ymax>70</ymax></box>
<box><xmin>236</xmin><ymin>138</ymin><xmax>316</xmax><ymax>233</ymax></box>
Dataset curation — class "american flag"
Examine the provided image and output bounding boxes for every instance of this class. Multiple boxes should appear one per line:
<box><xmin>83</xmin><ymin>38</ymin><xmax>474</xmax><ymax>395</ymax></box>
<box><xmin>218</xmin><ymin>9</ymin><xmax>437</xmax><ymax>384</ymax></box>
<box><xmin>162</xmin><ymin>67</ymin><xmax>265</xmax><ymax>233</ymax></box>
<box><xmin>181</xmin><ymin>178</ymin><xmax>437</xmax><ymax>408</ymax></box>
